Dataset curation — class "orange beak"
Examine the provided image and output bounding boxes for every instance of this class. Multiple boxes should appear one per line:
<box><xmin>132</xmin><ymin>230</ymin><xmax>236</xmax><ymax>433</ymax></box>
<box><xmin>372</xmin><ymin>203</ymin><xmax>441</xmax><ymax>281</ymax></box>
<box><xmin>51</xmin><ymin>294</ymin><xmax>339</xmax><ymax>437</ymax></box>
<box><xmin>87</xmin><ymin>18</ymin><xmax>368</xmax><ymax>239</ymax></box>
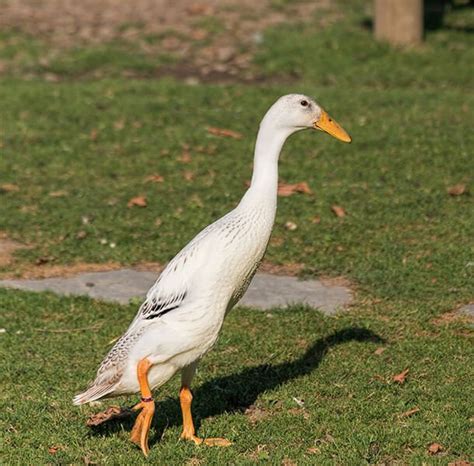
<box><xmin>314</xmin><ymin>110</ymin><xmax>352</xmax><ymax>143</ymax></box>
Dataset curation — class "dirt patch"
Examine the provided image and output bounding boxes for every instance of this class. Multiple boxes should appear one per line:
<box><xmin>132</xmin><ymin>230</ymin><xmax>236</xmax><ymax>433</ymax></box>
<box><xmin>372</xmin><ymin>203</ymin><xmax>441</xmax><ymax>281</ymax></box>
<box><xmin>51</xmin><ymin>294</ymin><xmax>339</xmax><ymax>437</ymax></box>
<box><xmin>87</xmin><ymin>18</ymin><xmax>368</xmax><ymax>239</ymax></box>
<box><xmin>0</xmin><ymin>259</ymin><xmax>302</xmax><ymax>279</ymax></box>
<box><xmin>0</xmin><ymin>261</ymin><xmax>163</xmax><ymax>280</ymax></box>
<box><xmin>0</xmin><ymin>233</ymin><xmax>28</xmax><ymax>267</ymax></box>
<box><xmin>244</xmin><ymin>404</ymin><xmax>271</xmax><ymax>425</ymax></box>
<box><xmin>259</xmin><ymin>260</ymin><xmax>305</xmax><ymax>276</ymax></box>
<box><xmin>0</xmin><ymin>0</ymin><xmax>337</xmax><ymax>81</ymax></box>
<box><xmin>432</xmin><ymin>306</ymin><xmax>474</xmax><ymax>326</ymax></box>
<box><xmin>320</xmin><ymin>275</ymin><xmax>354</xmax><ymax>289</ymax></box>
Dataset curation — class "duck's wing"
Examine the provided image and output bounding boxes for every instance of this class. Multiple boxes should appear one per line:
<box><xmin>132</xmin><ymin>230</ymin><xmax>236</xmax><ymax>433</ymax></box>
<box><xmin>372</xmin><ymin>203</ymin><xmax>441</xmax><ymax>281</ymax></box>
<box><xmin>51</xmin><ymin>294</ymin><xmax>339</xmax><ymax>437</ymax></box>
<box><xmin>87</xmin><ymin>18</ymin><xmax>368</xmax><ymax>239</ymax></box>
<box><xmin>130</xmin><ymin>209</ymin><xmax>235</xmax><ymax>326</ymax></box>
<box><xmin>73</xmin><ymin>215</ymin><xmax>231</xmax><ymax>405</ymax></box>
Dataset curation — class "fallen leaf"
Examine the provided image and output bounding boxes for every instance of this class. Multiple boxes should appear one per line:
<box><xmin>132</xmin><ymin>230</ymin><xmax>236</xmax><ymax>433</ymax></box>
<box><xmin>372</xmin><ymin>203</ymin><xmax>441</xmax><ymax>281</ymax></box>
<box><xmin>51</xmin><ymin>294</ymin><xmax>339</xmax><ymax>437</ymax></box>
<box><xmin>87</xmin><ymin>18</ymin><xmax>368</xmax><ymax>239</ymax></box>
<box><xmin>113</xmin><ymin>119</ymin><xmax>125</xmax><ymax>130</ymax></box>
<box><xmin>392</xmin><ymin>368</ymin><xmax>409</xmax><ymax>384</ymax></box>
<box><xmin>49</xmin><ymin>190</ymin><xmax>68</xmax><ymax>198</ymax></box>
<box><xmin>190</xmin><ymin>28</ymin><xmax>208</xmax><ymax>41</ymax></box>
<box><xmin>331</xmin><ymin>205</ymin><xmax>346</xmax><ymax>217</ymax></box>
<box><xmin>86</xmin><ymin>406</ymin><xmax>133</xmax><ymax>427</ymax></box>
<box><xmin>277</xmin><ymin>181</ymin><xmax>312</xmax><ymax>197</ymax></box>
<box><xmin>428</xmin><ymin>442</ymin><xmax>443</xmax><ymax>455</ymax></box>
<box><xmin>89</xmin><ymin>128</ymin><xmax>98</xmax><ymax>141</ymax></box>
<box><xmin>183</xmin><ymin>170</ymin><xmax>195</xmax><ymax>181</ymax></box>
<box><xmin>76</xmin><ymin>230</ymin><xmax>87</xmax><ymax>240</ymax></box>
<box><xmin>179</xmin><ymin>151</ymin><xmax>192</xmax><ymax>163</ymax></box>
<box><xmin>48</xmin><ymin>446</ymin><xmax>60</xmax><ymax>454</ymax></box>
<box><xmin>374</xmin><ymin>347</ymin><xmax>386</xmax><ymax>355</ymax></box>
<box><xmin>127</xmin><ymin>196</ymin><xmax>147</xmax><ymax>208</ymax></box>
<box><xmin>400</xmin><ymin>407</ymin><xmax>420</xmax><ymax>418</ymax></box>
<box><xmin>0</xmin><ymin>183</ymin><xmax>19</xmax><ymax>193</ymax></box>
<box><xmin>207</xmin><ymin>126</ymin><xmax>242</xmax><ymax>139</ymax></box>
<box><xmin>186</xmin><ymin>3</ymin><xmax>214</xmax><ymax>15</ymax></box>
<box><xmin>311</xmin><ymin>216</ymin><xmax>321</xmax><ymax>224</ymax></box>
<box><xmin>447</xmin><ymin>184</ymin><xmax>466</xmax><ymax>196</ymax></box>
<box><xmin>285</xmin><ymin>221</ymin><xmax>298</xmax><ymax>231</ymax></box>
<box><xmin>448</xmin><ymin>461</ymin><xmax>471</xmax><ymax>466</ymax></box>
<box><xmin>306</xmin><ymin>447</ymin><xmax>321</xmax><ymax>455</ymax></box>
<box><xmin>144</xmin><ymin>174</ymin><xmax>164</xmax><ymax>183</ymax></box>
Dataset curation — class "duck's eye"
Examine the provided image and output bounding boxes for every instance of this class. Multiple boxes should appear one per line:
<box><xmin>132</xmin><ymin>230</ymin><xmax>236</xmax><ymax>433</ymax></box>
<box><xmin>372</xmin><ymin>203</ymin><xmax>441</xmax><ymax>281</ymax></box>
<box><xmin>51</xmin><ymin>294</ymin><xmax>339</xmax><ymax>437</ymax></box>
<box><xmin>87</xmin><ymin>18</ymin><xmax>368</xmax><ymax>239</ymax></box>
<box><xmin>300</xmin><ymin>100</ymin><xmax>309</xmax><ymax>107</ymax></box>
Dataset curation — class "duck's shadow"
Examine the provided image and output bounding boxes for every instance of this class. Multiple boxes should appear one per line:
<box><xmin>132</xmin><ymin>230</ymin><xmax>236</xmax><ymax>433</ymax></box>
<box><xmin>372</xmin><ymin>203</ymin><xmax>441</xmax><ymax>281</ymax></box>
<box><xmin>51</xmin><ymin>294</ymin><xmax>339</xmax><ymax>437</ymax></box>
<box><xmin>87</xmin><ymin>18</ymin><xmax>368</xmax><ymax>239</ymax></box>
<box><xmin>88</xmin><ymin>327</ymin><xmax>384</xmax><ymax>443</ymax></box>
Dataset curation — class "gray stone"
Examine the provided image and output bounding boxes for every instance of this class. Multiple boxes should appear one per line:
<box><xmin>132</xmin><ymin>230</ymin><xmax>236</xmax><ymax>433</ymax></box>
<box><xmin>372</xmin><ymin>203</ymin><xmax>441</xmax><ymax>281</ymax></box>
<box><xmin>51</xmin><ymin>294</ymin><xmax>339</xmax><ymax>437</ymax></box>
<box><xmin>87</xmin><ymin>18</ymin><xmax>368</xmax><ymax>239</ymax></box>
<box><xmin>0</xmin><ymin>269</ymin><xmax>352</xmax><ymax>314</ymax></box>
<box><xmin>459</xmin><ymin>304</ymin><xmax>474</xmax><ymax>318</ymax></box>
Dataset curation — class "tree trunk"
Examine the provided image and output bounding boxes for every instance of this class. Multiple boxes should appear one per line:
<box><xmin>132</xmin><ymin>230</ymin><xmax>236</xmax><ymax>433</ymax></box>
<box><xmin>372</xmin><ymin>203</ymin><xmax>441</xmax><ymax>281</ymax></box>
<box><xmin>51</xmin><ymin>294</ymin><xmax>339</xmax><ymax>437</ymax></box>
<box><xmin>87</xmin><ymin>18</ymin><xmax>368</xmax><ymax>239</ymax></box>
<box><xmin>374</xmin><ymin>0</ymin><xmax>423</xmax><ymax>46</ymax></box>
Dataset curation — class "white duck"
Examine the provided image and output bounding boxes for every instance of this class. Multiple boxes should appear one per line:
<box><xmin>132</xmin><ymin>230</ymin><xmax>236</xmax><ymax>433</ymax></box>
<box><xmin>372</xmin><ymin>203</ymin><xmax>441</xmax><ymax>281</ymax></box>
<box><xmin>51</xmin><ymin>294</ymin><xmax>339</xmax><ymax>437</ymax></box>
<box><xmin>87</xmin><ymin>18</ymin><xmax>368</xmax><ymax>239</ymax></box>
<box><xmin>74</xmin><ymin>94</ymin><xmax>351</xmax><ymax>456</ymax></box>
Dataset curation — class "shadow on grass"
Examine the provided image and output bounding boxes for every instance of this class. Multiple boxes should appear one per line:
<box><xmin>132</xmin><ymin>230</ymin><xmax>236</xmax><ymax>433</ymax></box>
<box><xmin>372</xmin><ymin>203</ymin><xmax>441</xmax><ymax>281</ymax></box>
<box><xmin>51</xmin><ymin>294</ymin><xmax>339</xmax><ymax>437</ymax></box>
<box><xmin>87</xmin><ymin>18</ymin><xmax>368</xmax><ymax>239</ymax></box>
<box><xmin>88</xmin><ymin>327</ymin><xmax>384</xmax><ymax>445</ymax></box>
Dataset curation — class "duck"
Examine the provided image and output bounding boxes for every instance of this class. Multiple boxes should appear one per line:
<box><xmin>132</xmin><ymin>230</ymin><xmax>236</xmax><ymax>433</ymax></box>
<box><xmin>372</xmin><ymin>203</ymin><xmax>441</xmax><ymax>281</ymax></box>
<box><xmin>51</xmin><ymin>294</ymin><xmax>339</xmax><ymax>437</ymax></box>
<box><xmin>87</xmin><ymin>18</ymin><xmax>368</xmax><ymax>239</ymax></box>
<box><xmin>73</xmin><ymin>94</ymin><xmax>351</xmax><ymax>456</ymax></box>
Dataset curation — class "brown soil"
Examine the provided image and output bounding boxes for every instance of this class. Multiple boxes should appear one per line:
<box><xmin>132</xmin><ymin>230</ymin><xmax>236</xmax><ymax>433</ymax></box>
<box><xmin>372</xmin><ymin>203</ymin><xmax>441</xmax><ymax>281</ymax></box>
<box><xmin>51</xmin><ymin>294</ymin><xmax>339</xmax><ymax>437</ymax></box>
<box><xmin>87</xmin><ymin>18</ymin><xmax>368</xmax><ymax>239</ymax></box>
<box><xmin>0</xmin><ymin>259</ymin><xmax>305</xmax><ymax>280</ymax></box>
<box><xmin>0</xmin><ymin>232</ymin><xmax>29</xmax><ymax>267</ymax></box>
<box><xmin>0</xmin><ymin>260</ymin><xmax>164</xmax><ymax>280</ymax></box>
<box><xmin>0</xmin><ymin>0</ymin><xmax>336</xmax><ymax>81</ymax></box>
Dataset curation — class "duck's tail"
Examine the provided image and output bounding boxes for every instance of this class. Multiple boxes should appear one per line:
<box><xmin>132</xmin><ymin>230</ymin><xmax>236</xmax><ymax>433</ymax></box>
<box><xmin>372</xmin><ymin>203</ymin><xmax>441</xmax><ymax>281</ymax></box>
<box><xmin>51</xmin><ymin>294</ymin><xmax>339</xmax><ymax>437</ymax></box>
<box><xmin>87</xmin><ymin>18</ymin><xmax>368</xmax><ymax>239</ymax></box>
<box><xmin>73</xmin><ymin>382</ymin><xmax>116</xmax><ymax>405</ymax></box>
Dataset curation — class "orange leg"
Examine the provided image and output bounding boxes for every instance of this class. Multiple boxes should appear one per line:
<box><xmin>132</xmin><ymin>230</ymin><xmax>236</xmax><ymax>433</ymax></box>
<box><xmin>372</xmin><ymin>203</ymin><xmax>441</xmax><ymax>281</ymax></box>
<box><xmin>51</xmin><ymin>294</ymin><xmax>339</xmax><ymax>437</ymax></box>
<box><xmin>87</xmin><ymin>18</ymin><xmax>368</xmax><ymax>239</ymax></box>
<box><xmin>130</xmin><ymin>358</ymin><xmax>155</xmax><ymax>456</ymax></box>
<box><xmin>179</xmin><ymin>385</ymin><xmax>231</xmax><ymax>447</ymax></box>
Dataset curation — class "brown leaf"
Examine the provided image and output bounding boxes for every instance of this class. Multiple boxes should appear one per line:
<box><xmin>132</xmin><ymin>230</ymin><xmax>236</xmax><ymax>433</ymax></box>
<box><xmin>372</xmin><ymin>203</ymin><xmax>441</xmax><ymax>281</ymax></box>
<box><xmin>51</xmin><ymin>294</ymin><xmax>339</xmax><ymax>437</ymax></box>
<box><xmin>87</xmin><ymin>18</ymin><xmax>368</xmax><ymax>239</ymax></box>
<box><xmin>374</xmin><ymin>347</ymin><xmax>386</xmax><ymax>355</ymax></box>
<box><xmin>306</xmin><ymin>447</ymin><xmax>321</xmax><ymax>455</ymax></box>
<box><xmin>400</xmin><ymin>407</ymin><xmax>420</xmax><ymax>418</ymax></box>
<box><xmin>49</xmin><ymin>190</ymin><xmax>68</xmax><ymax>198</ymax></box>
<box><xmin>89</xmin><ymin>128</ymin><xmax>98</xmax><ymax>141</ymax></box>
<box><xmin>392</xmin><ymin>368</ymin><xmax>409</xmax><ymax>384</ymax></box>
<box><xmin>447</xmin><ymin>184</ymin><xmax>466</xmax><ymax>196</ymax></box>
<box><xmin>207</xmin><ymin>126</ymin><xmax>242</xmax><ymax>139</ymax></box>
<box><xmin>48</xmin><ymin>445</ymin><xmax>60</xmax><ymax>454</ymax></box>
<box><xmin>86</xmin><ymin>406</ymin><xmax>133</xmax><ymax>427</ymax></box>
<box><xmin>127</xmin><ymin>196</ymin><xmax>147</xmax><ymax>208</ymax></box>
<box><xmin>331</xmin><ymin>205</ymin><xmax>346</xmax><ymax>217</ymax></box>
<box><xmin>113</xmin><ymin>119</ymin><xmax>125</xmax><ymax>130</ymax></box>
<box><xmin>428</xmin><ymin>442</ymin><xmax>443</xmax><ymax>455</ymax></box>
<box><xmin>448</xmin><ymin>461</ymin><xmax>471</xmax><ymax>466</ymax></box>
<box><xmin>277</xmin><ymin>181</ymin><xmax>312</xmax><ymax>197</ymax></box>
<box><xmin>186</xmin><ymin>3</ymin><xmax>214</xmax><ymax>15</ymax></box>
<box><xmin>183</xmin><ymin>170</ymin><xmax>195</xmax><ymax>181</ymax></box>
<box><xmin>144</xmin><ymin>174</ymin><xmax>164</xmax><ymax>183</ymax></box>
<box><xmin>179</xmin><ymin>151</ymin><xmax>192</xmax><ymax>163</ymax></box>
<box><xmin>311</xmin><ymin>216</ymin><xmax>321</xmax><ymax>224</ymax></box>
<box><xmin>0</xmin><ymin>183</ymin><xmax>20</xmax><ymax>193</ymax></box>
<box><xmin>190</xmin><ymin>28</ymin><xmax>208</xmax><ymax>41</ymax></box>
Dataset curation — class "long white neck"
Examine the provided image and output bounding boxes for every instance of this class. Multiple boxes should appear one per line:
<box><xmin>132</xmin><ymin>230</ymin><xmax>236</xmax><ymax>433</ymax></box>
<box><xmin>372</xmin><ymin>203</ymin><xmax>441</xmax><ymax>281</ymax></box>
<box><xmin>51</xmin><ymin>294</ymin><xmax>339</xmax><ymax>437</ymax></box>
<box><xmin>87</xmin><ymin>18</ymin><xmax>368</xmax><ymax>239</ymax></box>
<box><xmin>239</xmin><ymin>121</ymin><xmax>293</xmax><ymax>209</ymax></box>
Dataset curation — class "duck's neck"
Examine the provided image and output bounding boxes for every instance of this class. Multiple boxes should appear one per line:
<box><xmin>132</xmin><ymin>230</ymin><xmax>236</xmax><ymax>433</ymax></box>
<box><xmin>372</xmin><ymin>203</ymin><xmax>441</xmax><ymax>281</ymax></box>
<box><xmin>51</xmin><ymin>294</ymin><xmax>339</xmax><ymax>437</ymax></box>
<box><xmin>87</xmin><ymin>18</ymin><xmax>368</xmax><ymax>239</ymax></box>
<box><xmin>240</xmin><ymin>122</ymin><xmax>293</xmax><ymax>208</ymax></box>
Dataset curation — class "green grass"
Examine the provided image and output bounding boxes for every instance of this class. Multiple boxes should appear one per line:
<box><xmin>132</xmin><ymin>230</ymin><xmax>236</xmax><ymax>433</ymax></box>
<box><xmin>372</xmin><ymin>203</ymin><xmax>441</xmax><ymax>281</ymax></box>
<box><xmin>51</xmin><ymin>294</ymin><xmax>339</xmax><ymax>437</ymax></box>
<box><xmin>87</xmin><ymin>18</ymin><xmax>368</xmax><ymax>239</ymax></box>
<box><xmin>1</xmin><ymin>289</ymin><xmax>472</xmax><ymax>464</ymax></box>
<box><xmin>0</xmin><ymin>0</ymin><xmax>473</xmax><ymax>463</ymax></box>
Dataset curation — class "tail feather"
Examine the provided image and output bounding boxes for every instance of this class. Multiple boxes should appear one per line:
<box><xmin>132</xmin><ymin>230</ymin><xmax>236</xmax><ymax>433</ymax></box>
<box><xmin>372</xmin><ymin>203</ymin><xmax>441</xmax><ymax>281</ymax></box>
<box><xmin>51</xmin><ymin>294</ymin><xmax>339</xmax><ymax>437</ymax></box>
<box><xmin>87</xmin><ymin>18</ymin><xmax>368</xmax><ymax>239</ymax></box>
<box><xmin>73</xmin><ymin>382</ymin><xmax>116</xmax><ymax>406</ymax></box>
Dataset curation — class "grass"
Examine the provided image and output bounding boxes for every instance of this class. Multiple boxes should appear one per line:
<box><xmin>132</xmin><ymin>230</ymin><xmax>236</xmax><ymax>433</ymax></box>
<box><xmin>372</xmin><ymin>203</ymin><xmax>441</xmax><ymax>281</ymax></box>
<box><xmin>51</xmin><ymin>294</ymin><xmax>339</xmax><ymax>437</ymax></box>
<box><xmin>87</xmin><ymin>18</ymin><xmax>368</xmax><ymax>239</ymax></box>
<box><xmin>0</xmin><ymin>0</ymin><xmax>473</xmax><ymax>463</ymax></box>
<box><xmin>1</xmin><ymin>290</ymin><xmax>472</xmax><ymax>464</ymax></box>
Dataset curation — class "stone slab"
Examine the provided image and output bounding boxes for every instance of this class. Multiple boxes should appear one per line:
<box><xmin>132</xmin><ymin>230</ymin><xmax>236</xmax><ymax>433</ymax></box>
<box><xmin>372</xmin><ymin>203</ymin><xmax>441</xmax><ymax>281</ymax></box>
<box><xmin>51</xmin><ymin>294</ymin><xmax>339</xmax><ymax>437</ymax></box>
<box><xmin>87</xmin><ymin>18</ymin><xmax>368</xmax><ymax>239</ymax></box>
<box><xmin>0</xmin><ymin>269</ymin><xmax>352</xmax><ymax>315</ymax></box>
<box><xmin>459</xmin><ymin>304</ymin><xmax>474</xmax><ymax>318</ymax></box>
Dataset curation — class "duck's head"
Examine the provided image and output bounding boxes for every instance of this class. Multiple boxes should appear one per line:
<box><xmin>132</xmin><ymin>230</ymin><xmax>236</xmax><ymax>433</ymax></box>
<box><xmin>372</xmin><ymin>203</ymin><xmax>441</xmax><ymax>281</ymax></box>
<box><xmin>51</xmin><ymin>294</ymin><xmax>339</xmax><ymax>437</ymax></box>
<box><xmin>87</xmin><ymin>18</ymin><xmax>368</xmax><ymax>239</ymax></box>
<box><xmin>262</xmin><ymin>94</ymin><xmax>351</xmax><ymax>143</ymax></box>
